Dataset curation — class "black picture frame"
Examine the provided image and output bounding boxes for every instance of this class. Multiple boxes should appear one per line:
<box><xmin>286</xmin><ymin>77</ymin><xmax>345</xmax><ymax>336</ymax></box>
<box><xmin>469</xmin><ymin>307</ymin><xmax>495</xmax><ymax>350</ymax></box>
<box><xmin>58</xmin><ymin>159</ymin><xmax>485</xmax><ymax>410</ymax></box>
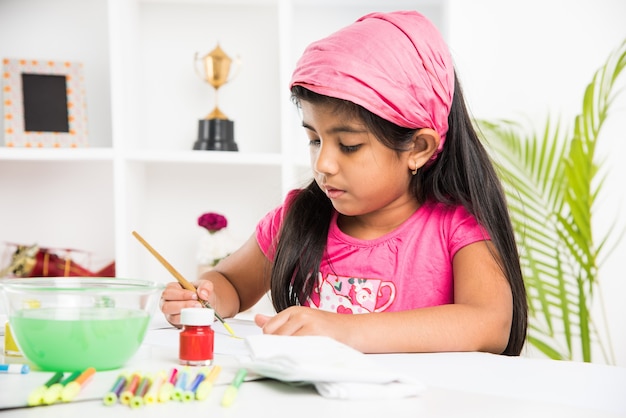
<box><xmin>2</xmin><ymin>58</ymin><xmax>88</xmax><ymax>148</ymax></box>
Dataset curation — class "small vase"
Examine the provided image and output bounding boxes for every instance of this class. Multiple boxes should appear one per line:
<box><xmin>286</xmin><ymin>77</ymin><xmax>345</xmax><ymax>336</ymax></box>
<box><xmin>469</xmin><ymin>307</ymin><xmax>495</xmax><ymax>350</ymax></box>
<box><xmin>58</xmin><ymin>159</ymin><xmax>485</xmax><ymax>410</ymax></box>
<box><xmin>196</xmin><ymin>229</ymin><xmax>233</xmax><ymax>277</ymax></box>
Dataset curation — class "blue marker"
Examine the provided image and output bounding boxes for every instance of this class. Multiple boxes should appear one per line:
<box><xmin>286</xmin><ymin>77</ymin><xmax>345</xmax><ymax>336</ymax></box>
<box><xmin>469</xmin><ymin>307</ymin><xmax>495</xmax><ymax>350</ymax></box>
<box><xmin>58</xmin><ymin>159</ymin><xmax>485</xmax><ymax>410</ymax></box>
<box><xmin>0</xmin><ymin>364</ymin><xmax>30</xmax><ymax>374</ymax></box>
<box><xmin>183</xmin><ymin>369</ymin><xmax>207</xmax><ymax>402</ymax></box>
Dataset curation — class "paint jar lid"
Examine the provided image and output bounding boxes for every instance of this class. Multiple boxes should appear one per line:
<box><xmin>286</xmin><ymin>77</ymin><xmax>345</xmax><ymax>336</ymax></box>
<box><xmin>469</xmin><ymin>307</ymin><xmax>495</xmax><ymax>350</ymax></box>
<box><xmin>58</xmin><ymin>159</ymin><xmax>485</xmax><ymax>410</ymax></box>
<box><xmin>180</xmin><ymin>307</ymin><xmax>214</xmax><ymax>326</ymax></box>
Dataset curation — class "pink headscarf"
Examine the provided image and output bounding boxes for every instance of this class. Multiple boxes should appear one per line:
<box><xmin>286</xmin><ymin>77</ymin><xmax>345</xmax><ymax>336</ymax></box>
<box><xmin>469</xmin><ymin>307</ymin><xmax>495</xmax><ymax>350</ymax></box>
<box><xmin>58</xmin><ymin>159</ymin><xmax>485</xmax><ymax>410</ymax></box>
<box><xmin>290</xmin><ymin>10</ymin><xmax>454</xmax><ymax>155</ymax></box>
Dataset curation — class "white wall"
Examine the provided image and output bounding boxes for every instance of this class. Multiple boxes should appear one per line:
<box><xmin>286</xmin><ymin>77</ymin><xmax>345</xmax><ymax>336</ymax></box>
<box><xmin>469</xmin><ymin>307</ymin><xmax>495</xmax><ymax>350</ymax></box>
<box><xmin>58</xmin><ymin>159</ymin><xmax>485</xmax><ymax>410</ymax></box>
<box><xmin>447</xmin><ymin>0</ymin><xmax>626</xmax><ymax>365</ymax></box>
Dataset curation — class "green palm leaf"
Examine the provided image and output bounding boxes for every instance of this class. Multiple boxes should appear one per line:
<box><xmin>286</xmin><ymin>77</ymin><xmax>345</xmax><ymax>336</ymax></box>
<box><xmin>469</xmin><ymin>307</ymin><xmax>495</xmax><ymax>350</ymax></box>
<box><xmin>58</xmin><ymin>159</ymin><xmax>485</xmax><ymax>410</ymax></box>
<box><xmin>478</xmin><ymin>39</ymin><xmax>626</xmax><ymax>363</ymax></box>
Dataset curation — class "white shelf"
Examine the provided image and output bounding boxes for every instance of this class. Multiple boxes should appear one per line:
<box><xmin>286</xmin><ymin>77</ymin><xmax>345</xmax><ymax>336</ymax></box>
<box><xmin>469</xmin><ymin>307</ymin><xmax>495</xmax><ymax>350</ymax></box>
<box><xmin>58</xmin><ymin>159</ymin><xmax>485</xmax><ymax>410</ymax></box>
<box><xmin>0</xmin><ymin>0</ymin><xmax>446</xmax><ymax>283</ymax></box>
<box><xmin>0</xmin><ymin>147</ymin><xmax>115</xmax><ymax>161</ymax></box>
<box><xmin>122</xmin><ymin>149</ymin><xmax>282</xmax><ymax>165</ymax></box>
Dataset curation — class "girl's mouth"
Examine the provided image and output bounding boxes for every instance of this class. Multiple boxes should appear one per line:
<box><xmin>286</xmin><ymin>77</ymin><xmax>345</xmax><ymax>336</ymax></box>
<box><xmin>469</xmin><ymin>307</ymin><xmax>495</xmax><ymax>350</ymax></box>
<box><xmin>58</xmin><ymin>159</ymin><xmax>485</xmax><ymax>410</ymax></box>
<box><xmin>324</xmin><ymin>186</ymin><xmax>344</xmax><ymax>199</ymax></box>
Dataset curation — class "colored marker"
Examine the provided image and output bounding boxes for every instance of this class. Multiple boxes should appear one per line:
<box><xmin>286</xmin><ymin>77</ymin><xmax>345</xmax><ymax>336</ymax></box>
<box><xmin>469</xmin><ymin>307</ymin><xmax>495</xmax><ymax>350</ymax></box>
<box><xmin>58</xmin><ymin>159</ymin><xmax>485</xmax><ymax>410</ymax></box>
<box><xmin>120</xmin><ymin>372</ymin><xmax>142</xmax><ymax>405</ymax></box>
<box><xmin>43</xmin><ymin>370</ymin><xmax>81</xmax><ymax>405</ymax></box>
<box><xmin>221</xmin><ymin>368</ymin><xmax>247</xmax><ymax>407</ymax></box>
<box><xmin>61</xmin><ymin>367</ymin><xmax>96</xmax><ymax>402</ymax></box>
<box><xmin>183</xmin><ymin>368</ymin><xmax>207</xmax><ymax>402</ymax></box>
<box><xmin>130</xmin><ymin>375</ymin><xmax>152</xmax><ymax>409</ymax></box>
<box><xmin>0</xmin><ymin>363</ymin><xmax>30</xmax><ymax>374</ymax></box>
<box><xmin>28</xmin><ymin>371</ymin><xmax>64</xmax><ymax>406</ymax></box>
<box><xmin>195</xmin><ymin>365</ymin><xmax>222</xmax><ymax>401</ymax></box>
<box><xmin>103</xmin><ymin>373</ymin><xmax>128</xmax><ymax>406</ymax></box>
<box><xmin>144</xmin><ymin>370</ymin><xmax>166</xmax><ymax>405</ymax></box>
<box><xmin>158</xmin><ymin>368</ymin><xmax>178</xmax><ymax>403</ymax></box>
<box><xmin>172</xmin><ymin>368</ymin><xmax>190</xmax><ymax>401</ymax></box>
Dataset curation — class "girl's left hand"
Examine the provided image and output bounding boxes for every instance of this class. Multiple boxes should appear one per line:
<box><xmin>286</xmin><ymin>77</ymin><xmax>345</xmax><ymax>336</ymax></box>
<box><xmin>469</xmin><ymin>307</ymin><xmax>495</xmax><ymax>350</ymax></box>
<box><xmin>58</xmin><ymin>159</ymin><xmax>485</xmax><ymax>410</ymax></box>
<box><xmin>254</xmin><ymin>306</ymin><xmax>345</xmax><ymax>341</ymax></box>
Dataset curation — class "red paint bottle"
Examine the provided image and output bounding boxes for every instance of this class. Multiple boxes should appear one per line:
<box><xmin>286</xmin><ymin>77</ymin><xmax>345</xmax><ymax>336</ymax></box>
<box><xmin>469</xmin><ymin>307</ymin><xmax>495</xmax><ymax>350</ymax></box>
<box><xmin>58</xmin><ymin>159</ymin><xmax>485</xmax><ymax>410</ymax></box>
<box><xmin>179</xmin><ymin>308</ymin><xmax>215</xmax><ymax>366</ymax></box>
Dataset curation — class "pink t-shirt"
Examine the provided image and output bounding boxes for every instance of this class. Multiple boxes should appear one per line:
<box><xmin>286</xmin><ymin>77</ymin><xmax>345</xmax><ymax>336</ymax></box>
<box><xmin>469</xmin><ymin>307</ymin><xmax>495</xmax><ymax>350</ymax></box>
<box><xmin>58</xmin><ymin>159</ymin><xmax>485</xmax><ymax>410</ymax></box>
<box><xmin>256</xmin><ymin>192</ymin><xmax>488</xmax><ymax>314</ymax></box>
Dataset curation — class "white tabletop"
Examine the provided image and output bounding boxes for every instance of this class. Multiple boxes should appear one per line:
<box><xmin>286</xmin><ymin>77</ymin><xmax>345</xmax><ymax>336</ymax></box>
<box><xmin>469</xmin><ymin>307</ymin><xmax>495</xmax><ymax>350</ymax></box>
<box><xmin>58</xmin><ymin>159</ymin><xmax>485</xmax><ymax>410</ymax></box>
<box><xmin>1</xmin><ymin>317</ymin><xmax>625</xmax><ymax>418</ymax></box>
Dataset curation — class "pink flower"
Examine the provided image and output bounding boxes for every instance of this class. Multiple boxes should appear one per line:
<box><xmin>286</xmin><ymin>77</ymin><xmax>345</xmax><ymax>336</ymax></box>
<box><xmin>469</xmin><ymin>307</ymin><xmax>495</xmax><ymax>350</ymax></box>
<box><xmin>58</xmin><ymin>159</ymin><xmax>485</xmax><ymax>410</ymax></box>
<box><xmin>198</xmin><ymin>212</ymin><xmax>228</xmax><ymax>233</ymax></box>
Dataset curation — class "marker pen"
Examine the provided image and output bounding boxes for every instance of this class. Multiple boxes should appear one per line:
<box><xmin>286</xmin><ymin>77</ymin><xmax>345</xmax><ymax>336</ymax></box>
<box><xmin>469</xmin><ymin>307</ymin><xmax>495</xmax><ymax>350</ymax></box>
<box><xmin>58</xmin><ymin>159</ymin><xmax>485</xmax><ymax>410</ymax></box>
<box><xmin>0</xmin><ymin>364</ymin><xmax>29</xmax><ymax>374</ymax></box>
<box><xmin>195</xmin><ymin>365</ymin><xmax>222</xmax><ymax>401</ymax></box>
<box><xmin>103</xmin><ymin>373</ymin><xmax>128</xmax><ymax>406</ymax></box>
<box><xmin>43</xmin><ymin>370</ymin><xmax>81</xmax><ymax>405</ymax></box>
<box><xmin>61</xmin><ymin>367</ymin><xmax>96</xmax><ymax>402</ymax></box>
<box><xmin>221</xmin><ymin>368</ymin><xmax>247</xmax><ymax>407</ymax></box>
<box><xmin>28</xmin><ymin>371</ymin><xmax>64</xmax><ymax>406</ymax></box>
<box><xmin>130</xmin><ymin>375</ymin><xmax>152</xmax><ymax>409</ymax></box>
<box><xmin>143</xmin><ymin>371</ymin><xmax>166</xmax><ymax>405</ymax></box>
<box><xmin>172</xmin><ymin>368</ymin><xmax>189</xmax><ymax>401</ymax></box>
<box><xmin>158</xmin><ymin>368</ymin><xmax>178</xmax><ymax>403</ymax></box>
<box><xmin>120</xmin><ymin>372</ymin><xmax>142</xmax><ymax>405</ymax></box>
<box><xmin>183</xmin><ymin>368</ymin><xmax>208</xmax><ymax>402</ymax></box>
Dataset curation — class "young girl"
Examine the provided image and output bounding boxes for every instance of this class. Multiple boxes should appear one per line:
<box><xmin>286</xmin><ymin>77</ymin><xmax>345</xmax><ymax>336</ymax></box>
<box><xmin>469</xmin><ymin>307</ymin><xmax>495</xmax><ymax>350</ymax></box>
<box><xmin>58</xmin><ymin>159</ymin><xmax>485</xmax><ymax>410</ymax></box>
<box><xmin>161</xmin><ymin>10</ymin><xmax>528</xmax><ymax>356</ymax></box>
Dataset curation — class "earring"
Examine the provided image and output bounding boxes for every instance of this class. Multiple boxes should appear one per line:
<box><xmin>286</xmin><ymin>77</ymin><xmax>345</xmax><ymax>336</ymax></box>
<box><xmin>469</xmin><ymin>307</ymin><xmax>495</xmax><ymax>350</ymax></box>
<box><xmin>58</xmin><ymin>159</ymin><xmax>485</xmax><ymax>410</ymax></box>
<box><xmin>411</xmin><ymin>163</ymin><xmax>418</xmax><ymax>176</ymax></box>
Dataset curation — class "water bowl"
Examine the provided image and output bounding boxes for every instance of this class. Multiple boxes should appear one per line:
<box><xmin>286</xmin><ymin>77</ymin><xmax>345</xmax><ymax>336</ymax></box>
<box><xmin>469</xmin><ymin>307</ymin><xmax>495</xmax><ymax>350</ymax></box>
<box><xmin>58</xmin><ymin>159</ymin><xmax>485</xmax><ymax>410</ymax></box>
<box><xmin>0</xmin><ymin>277</ymin><xmax>164</xmax><ymax>371</ymax></box>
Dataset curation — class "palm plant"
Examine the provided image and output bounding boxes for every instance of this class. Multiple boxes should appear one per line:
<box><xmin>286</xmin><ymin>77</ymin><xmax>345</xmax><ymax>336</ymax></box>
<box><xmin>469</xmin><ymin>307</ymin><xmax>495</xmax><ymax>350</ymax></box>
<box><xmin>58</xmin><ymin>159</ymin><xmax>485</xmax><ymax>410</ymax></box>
<box><xmin>478</xmin><ymin>39</ymin><xmax>626</xmax><ymax>363</ymax></box>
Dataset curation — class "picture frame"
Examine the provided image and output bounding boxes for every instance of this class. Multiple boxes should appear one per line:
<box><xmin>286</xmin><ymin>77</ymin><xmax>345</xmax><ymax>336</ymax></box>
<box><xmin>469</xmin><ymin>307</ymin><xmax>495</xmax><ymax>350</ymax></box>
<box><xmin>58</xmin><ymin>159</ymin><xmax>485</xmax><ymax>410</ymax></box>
<box><xmin>2</xmin><ymin>58</ymin><xmax>88</xmax><ymax>148</ymax></box>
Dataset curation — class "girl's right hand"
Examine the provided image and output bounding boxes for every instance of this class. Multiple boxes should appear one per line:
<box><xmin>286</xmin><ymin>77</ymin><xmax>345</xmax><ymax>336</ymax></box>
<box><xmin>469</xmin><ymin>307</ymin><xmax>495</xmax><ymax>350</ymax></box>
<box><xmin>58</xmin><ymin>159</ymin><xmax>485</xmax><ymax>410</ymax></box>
<box><xmin>159</xmin><ymin>233</ymin><xmax>270</xmax><ymax>327</ymax></box>
<box><xmin>160</xmin><ymin>281</ymin><xmax>211</xmax><ymax>327</ymax></box>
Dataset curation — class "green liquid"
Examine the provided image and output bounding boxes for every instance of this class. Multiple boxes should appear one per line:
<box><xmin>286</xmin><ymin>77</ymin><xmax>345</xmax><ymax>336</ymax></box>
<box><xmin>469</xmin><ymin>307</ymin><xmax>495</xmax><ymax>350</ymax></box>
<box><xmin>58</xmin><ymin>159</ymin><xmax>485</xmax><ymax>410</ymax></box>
<box><xmin>11</xmin><ymin>307</ymin><xmax>150</xmax><ymax>371</ymax></box>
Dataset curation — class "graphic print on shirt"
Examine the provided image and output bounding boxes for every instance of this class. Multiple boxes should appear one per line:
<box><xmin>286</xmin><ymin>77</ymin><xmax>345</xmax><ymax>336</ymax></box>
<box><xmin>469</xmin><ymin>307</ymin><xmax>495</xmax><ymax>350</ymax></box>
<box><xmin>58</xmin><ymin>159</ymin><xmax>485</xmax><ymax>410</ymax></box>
<box><xmin>308</xmin><ymin>272</ymin><xmax>396</xmax><ymax>314</ymax></box>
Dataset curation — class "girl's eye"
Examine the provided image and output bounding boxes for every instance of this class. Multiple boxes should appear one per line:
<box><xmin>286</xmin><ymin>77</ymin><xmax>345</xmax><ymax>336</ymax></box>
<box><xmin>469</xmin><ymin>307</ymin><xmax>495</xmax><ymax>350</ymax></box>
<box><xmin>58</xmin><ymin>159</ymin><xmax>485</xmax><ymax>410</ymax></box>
<box><xmin>308</xmin><ymin>139</ymin><xmax>321</xmax><ymax>148</ymax></box>
<box><xmin>340</xmin><ymin>144</ymin><xmax>361</xmax><ymax>153</ymax></box>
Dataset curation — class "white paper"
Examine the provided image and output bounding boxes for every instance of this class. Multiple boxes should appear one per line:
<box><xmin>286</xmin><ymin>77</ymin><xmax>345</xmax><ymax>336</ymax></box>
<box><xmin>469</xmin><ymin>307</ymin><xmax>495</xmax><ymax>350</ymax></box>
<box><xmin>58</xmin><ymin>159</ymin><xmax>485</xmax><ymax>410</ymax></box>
<box><xmin>241</xmin><ymin>334</ymin><xmax>426</xmax><ymax>400</ymax></box>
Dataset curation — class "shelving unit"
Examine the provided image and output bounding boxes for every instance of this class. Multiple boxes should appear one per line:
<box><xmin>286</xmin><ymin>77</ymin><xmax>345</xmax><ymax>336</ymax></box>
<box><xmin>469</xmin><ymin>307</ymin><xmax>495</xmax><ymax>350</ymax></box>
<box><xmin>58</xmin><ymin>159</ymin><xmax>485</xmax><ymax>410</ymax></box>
<box><xmin>0</xmin><ymin>0</ymin><xmax>445</xmax><ymax>284</ymax></box>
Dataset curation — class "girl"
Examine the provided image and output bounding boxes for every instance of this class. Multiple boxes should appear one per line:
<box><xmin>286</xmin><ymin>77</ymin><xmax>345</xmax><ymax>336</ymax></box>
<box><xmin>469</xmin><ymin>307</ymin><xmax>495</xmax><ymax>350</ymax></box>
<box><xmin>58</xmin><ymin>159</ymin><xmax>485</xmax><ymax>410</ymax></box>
<box><xmin>161</xmin><ymin>10</ymin><xmax>528</xmax><ymax>356</ymax></box>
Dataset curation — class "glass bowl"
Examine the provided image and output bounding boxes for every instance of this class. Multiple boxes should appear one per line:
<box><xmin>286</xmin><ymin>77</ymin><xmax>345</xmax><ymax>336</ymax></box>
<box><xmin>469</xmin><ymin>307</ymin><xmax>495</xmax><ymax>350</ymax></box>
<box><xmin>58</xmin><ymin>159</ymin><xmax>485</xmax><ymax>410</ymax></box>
<box><xmin>0</xmin><ymin>277</ymin><xmax>164</xmax><ymax>371</ymax></box>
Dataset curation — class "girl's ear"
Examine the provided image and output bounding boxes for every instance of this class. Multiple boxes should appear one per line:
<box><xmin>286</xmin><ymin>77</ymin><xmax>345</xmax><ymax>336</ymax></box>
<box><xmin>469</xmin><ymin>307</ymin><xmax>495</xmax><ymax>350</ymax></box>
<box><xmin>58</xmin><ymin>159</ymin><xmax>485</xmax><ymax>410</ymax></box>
<box><xmin>408</xmin><ymin>128</ymin><xmax>441</xmax><ymax>172</ymax></box>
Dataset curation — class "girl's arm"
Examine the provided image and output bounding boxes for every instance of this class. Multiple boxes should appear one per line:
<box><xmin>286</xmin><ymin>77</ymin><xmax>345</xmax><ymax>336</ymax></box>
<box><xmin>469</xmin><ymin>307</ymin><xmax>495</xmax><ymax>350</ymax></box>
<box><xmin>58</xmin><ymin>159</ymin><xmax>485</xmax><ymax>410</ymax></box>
<box><xmin>160</xmin><ymin>233</ymin><xmax>270</xmax><ymax>326</ymax></box>
<box><xmin>255</xmin><ymin>240</ymin><xmax>514</xmax><ymax>354</ymax></box>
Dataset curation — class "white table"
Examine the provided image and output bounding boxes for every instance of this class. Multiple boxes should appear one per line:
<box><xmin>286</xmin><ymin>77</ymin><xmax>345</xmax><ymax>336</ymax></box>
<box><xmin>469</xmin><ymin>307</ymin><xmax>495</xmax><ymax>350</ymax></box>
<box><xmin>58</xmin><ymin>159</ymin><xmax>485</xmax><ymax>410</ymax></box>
<box><xmin>1</xmin><ymin>318</ymin><xmax>625</xmax><ymax>418</ymax></box>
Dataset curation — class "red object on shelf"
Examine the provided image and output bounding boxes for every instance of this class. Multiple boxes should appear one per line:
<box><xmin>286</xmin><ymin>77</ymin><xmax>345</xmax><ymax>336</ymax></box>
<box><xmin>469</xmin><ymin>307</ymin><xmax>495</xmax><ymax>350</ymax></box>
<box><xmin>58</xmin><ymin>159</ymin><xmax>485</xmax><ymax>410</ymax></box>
<box><xmin>27</xmin><ymin>248</ymin><xmax>116</xmax><ymax>277</ymax></box>
<box><xmin>2</xmin><ymin>243</ymin><xmax>115</xmax><ymax>278</ymax></box>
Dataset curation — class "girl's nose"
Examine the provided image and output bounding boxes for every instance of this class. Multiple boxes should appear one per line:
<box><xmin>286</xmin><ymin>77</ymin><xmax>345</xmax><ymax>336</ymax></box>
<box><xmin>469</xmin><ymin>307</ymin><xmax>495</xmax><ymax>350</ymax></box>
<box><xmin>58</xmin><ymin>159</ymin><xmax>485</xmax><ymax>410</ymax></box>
<box><xmin>312</xmin><ymin>143</ymin><xmax>338</xmax><ymax>176</ymax></box>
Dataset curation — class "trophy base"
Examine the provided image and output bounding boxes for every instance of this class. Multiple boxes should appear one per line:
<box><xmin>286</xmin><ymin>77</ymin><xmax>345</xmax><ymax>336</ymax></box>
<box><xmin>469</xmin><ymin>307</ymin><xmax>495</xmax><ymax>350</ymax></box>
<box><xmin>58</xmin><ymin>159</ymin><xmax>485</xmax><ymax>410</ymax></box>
<box><xmin>193</xmin><ymin>119</ymin><xmax>238</xmax><ymax>151</ymax></box>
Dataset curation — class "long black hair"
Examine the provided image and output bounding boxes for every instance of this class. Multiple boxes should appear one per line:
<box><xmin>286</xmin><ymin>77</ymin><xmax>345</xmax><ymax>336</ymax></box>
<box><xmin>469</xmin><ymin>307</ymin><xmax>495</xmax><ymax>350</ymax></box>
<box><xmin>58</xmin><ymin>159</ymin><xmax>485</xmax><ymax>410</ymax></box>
<box><xmin>269</xmin><ymin>75</ymin><xmax>528</xmax><ymax>356</ymax></box>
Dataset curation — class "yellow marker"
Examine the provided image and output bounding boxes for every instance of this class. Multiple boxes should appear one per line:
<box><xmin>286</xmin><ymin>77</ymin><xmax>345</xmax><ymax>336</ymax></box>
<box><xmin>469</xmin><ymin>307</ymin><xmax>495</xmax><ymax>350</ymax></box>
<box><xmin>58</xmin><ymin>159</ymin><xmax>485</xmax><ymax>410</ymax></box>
<box><xmin>221</xmin><ymin>368</ymin><xmax>247</xmax><ymax>407</ymax></box>
<box><xmin>158</xmin><ymin>368</ymin><xmax>179</xmax><ymax>403</ymax></box>
<box><xmin>195</xmin><ymin>365</ymin><xmax>222</xmax><ymax>401</ymax></box>
<box><xmin>61</xmin><ymin>367</ymin><xmax>96</xmax><ymax>402</ymax></box>
<box><xmin>144</xmin><ymin>371</ymin><xmax>165</xmax><ymax>405</ymax></box>
<box><xmin>27</xmin><ymin>386</ymin><xmax>48</xmax><ymax>407</ymax></box>
<box><xmin>158</xmin><ymin>381</ymin><xmax>175</xmax><ymax>403</ymax></box>
<box><xmin>28</xmin><ymin>371</ymin><xmax>64</xmax><ymax>406</ymax></box>
<box><xmin>43</xmin><ymin>370</ymin><xmax>80</xmax><ymax>405</ymax></box>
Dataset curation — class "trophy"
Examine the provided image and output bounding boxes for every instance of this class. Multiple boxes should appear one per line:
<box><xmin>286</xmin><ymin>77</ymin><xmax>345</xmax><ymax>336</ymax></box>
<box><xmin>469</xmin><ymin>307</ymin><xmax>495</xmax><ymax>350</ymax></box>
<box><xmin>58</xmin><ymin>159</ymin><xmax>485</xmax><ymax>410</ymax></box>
<box><xmin>193</xmin><ymin>44</ymin><xmax>239</xmax><ymax>151</ymax></box>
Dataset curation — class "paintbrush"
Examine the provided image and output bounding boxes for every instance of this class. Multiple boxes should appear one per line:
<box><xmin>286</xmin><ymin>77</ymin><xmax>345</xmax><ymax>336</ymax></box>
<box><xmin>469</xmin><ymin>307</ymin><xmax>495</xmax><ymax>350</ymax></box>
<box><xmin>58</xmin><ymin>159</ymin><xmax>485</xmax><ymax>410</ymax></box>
<box><xmin>132</xmin><ymin>230</ymin><xmax>237</xmax><ymax>337</ymax></box>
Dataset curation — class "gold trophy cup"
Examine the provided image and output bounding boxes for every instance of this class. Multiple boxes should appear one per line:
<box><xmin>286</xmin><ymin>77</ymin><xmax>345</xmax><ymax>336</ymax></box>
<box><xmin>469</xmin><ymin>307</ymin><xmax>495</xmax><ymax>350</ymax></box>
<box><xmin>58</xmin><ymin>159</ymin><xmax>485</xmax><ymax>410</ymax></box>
<box><xmin>193</xmin><ymin>44</ymin><xmax>239</xmax><ymax>151</ymax></box>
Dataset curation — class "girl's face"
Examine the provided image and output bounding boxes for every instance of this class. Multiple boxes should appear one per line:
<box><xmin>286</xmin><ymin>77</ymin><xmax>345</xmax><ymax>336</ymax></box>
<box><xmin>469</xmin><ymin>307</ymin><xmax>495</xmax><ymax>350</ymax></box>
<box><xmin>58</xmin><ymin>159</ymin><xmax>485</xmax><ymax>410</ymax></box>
<box><xmin>301</xmin><ymin>100</ymin><xmax>417</xmax><ymax>227</ymax></box>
